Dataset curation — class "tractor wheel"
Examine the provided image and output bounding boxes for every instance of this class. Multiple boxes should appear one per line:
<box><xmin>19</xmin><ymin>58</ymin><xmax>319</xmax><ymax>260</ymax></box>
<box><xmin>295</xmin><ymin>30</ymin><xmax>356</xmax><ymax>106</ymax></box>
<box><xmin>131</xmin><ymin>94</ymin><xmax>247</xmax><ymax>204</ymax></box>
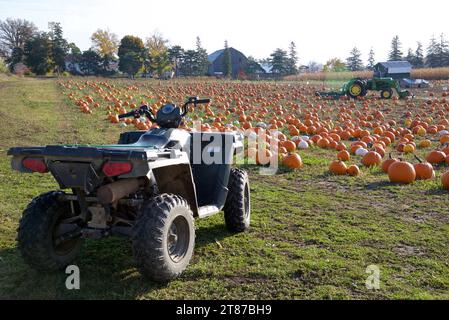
<box><xmin>17</xmin><ymin>191</ymin><xmax>83</xmax><ymax>271</ymax></box>
<box><xmin>223</xmin><ymin>168</ymin><xmax>250</xmax><ymax>232</ymax></box>
<box><xmin>347</xmin><ymin>80</ymin><xmax>367</xmax><ymax>98</ymax></box>
<box><xmin>132</xmin><ymin>194</ymin><xmax>195</xmax><ymax>282</ymax></box>
<box><xmin>381</xmin><ymin>89</ymin><xmax>393</xmax><ymax>99</ymax></box>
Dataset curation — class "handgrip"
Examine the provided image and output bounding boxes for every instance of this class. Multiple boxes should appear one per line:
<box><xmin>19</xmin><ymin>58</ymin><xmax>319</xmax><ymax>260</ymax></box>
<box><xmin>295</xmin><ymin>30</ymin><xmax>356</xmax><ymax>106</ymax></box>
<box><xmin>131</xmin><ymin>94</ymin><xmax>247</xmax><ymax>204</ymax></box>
<box><xmin>196</xmin><ymin>99</ymin><xmax>210</xmax><ymax>104</ymax></box>
<box><xmin>118</xmin><ymin>111</ymin><xmax>136</xmax><ymax>119</ymax></box>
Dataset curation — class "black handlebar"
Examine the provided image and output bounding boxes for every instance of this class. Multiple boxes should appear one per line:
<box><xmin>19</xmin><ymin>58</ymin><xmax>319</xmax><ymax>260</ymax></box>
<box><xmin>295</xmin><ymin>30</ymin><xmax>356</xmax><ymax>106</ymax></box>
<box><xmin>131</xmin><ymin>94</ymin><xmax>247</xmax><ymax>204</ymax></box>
<box><xmin>181</xmin><ymin>97</ymin><xmax>211</xmax><ymax>116</ymax></box>
<box><xmin>118</xmin><ymin>97</ymin><xmax>211</xmax><ymax>121</ymax></box>
<box><xmin>118</xmin><ymin>105</ymin><xmax>155</xmax><ymax>122</ymax></box>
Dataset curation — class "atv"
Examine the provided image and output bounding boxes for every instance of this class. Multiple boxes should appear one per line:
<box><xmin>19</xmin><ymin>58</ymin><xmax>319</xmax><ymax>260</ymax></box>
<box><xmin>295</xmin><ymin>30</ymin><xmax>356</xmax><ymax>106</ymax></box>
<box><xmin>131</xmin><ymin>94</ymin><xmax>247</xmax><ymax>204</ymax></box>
<box><xmin>8</xmin><ymin>97</ymin><xmax>250</xmax><ymax>282</ymax></box>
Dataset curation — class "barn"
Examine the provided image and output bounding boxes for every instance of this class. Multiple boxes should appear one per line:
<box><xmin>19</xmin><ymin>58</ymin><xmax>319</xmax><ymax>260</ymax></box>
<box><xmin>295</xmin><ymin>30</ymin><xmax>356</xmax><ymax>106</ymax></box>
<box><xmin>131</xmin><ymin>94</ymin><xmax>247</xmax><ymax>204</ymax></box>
<box><xmin>207</xmin><ymin>47</ymin><xmax>264</xmax><ymax>78</ymax></box>
<box><xmin>373</xmin><ymin>61</ymin><xmax>412</xmax><ymax>80</ymax></box>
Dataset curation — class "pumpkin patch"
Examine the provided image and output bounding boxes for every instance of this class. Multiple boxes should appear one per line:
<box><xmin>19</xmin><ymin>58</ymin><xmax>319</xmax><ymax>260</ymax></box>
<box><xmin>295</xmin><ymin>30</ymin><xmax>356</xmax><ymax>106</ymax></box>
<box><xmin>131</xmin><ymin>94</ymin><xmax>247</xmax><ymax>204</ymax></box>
<box><xmin>59</xmin><ymin>79</ymin><xmax>449</xmax><ymax>189</ymax></box>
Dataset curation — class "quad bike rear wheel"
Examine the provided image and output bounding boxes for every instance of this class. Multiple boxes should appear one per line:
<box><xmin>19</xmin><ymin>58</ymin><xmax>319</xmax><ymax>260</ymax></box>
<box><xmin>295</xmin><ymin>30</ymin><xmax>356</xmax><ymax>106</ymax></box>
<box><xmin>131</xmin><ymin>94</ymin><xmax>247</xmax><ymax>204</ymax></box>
<box><xmin>132</xmin><ymin>194</ymin><xmax>195</xmax><ymax>282</ymax></box>
<box><xmin>224</xmin><ymin>168</ymin><xmax>251</xmax><ymax>232</ymax></box>
<box><xmin>17</xmin><ymin>191</ymin><xmax>83</xmax><ymax>271</ymax></box>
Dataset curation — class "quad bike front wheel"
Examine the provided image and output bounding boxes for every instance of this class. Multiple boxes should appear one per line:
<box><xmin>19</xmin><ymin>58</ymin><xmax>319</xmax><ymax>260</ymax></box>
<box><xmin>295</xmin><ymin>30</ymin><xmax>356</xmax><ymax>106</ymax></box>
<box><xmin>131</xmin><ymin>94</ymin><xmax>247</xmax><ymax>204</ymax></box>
<box><xmin>17</xmin><ymin>191</ymin><xmax>83</xmax><ymax>271</ymax></box>
<box><xmin>224</xmin><ymin>168</ymin><xmax>251</xmax><ymax>232</ymax></box>
<box><xmin>132</xmin><ymin>194</ymin><xmax>195</xmax><ymax>282</ymax></box>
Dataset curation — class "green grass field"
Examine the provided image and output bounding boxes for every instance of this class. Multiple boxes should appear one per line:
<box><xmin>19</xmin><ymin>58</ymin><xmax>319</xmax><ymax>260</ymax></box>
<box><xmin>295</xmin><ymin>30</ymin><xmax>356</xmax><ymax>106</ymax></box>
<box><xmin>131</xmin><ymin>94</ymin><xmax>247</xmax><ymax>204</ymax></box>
<box><xmin>0</xmin><ymin>77</ymin><xmax>448</xmax><ymax>299</ymax></box>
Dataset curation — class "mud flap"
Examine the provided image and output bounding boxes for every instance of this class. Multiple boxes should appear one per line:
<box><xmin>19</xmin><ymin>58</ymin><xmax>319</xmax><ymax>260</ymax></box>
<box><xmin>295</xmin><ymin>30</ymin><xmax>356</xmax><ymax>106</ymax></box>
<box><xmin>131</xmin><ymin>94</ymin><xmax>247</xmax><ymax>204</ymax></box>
<box><xmin>152</xmin><ymin>164</ymin><xmax>199</xmax><ymax>216</ymax></box>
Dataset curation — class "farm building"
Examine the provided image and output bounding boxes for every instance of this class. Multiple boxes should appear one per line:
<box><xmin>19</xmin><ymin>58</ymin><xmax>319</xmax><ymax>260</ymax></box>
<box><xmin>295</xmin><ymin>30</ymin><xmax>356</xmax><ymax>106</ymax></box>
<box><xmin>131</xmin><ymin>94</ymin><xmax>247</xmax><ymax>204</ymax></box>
<box><xmin>373</xmin><ymin>61</ymin><xmax>412</xmax><ymax>79</ymax></box>
<box><xmin>207</xmin><ymin>47</ymin><xmax>264</xmax><ymax>78</ymax></box>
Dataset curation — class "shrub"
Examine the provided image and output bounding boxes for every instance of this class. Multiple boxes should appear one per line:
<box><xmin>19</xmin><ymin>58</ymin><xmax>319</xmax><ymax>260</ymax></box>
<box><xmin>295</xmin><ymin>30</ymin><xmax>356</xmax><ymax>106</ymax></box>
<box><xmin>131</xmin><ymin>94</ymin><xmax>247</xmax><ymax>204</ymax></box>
<box><xmin>13</xmin><ymin>63</ymin><xmax>31</xmax><ymax>76</ymax></box>
<box><xmin>0</xmin><ymin>57</ymin><xmax>8</xmax><ymax>74</ymax></box>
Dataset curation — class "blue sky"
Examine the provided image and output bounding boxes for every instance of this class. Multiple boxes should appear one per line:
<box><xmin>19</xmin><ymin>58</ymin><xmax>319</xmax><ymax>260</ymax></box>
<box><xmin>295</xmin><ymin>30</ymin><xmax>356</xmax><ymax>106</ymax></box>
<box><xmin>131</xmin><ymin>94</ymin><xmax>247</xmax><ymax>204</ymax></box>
<box><xmin>0</xmin><ymin>0</ymin><xmax>448</xmax><ymax>64</ymax></box>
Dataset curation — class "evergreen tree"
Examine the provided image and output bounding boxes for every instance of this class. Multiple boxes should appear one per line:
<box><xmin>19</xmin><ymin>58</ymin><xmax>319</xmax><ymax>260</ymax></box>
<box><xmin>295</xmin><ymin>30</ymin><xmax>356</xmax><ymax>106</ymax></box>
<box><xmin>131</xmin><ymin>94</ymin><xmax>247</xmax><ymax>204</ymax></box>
<box><xmin>435</xmin><ymin>33</ymin><xmax>449</xmax><ymax>67</ymax></box>
<box><xmin>245</xmin><ymin>56</ymin><xmax>262</xmax><ymax>75</ymax></box>
<box><xmin>426</xmin><ymin>35</ymin><xmax>439</xmax><ymax>68</ymax></box>
<box><xmin>405</xmin><ymin>48</ymin><xmax>416</xmax><ymax>65</ymax></box>
<box><xmin>180</xmin><ymin>49</ymin><xmax>196</xmax><ymax>76</ymax></box>
<box><xmin>286</xmin><ymin>41</ymin><xmax>298</xmax><ymax>75</ymax></box>
<box><xmin>367</xmin><ymin>48</ymin><xmax>375</xmax><ymax>70</ymax></box>
<box><xmin>24</xmin><ymin>32</ymin><xmax>52</xmax><ymax>75</ymax></box>
<box><xmin>68</xmin><ymin>43</ymin><xmax>81</xmax><ymax>56</ymax></box>
<box><xmin>80</xmin><ymin>49</ymin><xmax>102</xmax><ymax>75</ymax></box>
<box><xmin>346</xmin><ymin>47</ymin><xmax>363</xmax><ymax>71</ymax></box>
<box><xmin>222</xmin><ymin>40</ymin><xmax>232</xmax><ymax>77</ymax></box>
<box><xmin>389</xmin><ymin>35</ymin><xmax>403</xmax><ymax>61</ymax></box>
<box><xmin>168</xmin><ymin>45</ymin><xmax>184</xmax><ymax>77</ymax></box>
<box><xmin>414</xmin><ymin>42</ymin><xmax>425</xmax><ymax>68</ymax></box>
<box><xmin>269</xmin><ymin>48</ymin><xmax>289</xmax><ymax>75</ymax></box>
<box><xmin>7</xmin><ymin>46</ymin><xmax>24</xmax><ymax>71</ymax></box>
<box><xmin>48</xmin><ymin>22</ymin><xmax>69</xmax><ymax>74</ymax></box>
<box><xmin>193</xmin><ymin>37</ymin><xmax>209</xmax><ymax>76</ymax></box>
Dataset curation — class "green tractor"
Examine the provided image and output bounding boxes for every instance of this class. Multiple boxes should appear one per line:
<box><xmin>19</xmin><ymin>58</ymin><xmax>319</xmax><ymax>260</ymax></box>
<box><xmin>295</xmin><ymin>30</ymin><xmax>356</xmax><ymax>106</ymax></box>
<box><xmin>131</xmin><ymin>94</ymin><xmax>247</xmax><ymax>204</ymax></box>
<box><xmin>316</xmin><ymin>77</ymin><xmax>411</xmax><ymax>100</ymax></box>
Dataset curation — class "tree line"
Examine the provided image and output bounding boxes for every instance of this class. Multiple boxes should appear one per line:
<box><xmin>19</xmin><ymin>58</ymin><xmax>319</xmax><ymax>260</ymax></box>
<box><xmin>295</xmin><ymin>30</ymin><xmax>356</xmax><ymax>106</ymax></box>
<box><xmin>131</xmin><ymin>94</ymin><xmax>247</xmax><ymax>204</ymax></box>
<box><xmin>344</xmin><ymin>35</ymin><xmax>449</xmax><ymax>71</ymax></box>
<box><xmin>1</xmin><ymin>18</ymin><xmax>449</xmax><ymax>77</ymax></box>
<box><xmin>0</xmin><ymin>18</ymin><xmax>211</xmax><ymax>77</ymax></box>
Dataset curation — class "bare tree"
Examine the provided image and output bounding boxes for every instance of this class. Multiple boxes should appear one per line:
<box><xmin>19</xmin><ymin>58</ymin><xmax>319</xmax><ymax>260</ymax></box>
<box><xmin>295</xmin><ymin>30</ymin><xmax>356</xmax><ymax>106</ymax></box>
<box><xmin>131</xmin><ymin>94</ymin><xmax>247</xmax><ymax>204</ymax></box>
<box><xmin>0</xmin><ymin>18</ymin><xmax>37</xmax><ymax>55</ymax></box>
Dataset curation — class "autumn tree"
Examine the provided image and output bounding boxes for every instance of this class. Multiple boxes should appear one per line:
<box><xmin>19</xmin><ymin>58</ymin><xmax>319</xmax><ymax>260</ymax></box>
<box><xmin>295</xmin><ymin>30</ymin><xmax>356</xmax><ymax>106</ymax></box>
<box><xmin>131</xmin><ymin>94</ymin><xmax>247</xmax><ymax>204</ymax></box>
<box><xmin>146</xmin><ymin>32</ymin><xmax>171</xmax><ymax>78</ymax></box>
<box><xmin>91</xmin><ymin>28</ymin><xmax>119</xmax><ymax>72</ymax></box>
<box><xmin>323</xmin><ymin>58</ymin><xmax>346</xmax><ymax>72</ymax></box>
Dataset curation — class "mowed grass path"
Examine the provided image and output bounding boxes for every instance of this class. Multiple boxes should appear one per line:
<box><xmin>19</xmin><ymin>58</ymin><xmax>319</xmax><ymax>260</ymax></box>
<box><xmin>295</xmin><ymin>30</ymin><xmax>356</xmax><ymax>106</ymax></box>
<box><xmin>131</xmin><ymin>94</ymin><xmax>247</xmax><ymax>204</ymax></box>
<box><xmin>0</xmin><ymin>77</ymin><xmax>448</xmax><ymax>299</ymax></box>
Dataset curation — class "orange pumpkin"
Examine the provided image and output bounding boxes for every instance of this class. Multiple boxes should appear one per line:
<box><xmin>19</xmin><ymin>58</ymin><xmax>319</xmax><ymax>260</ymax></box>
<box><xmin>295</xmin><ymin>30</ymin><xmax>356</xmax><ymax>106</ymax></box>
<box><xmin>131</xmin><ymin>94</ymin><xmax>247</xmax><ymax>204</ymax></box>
<box><xmin>426</xmin><ymin>150</ymin><xmax>446</xmax><ymax>164</ymax></box>
<box><xmin>282</xmin><ymin>140</ymin><xmax>297</xmax><ymax>153</ymax></box>
<box><xmin>110</xmin><ymin>114</ymin><xmax>120</xmax><ymax>123</ymax></box>
<box><xmin>388</xmin><ymin>161</ymin><xmax>416</xmax><ymax>184</ymax></box>
<box><xmin>414</xmin><ymin>160</ymin><xmax>435</xmax><ymax>180</ymax></box>
<box><xmin>317</xmin><ymin>138</ymin><xmax>329</xmax><ymax>148</ymax></box>
<box><xmin>282</xmin><ymin>153</ymin><xmax>303</xmax><ymax>169</ymax></box>
<box><xmin>361</xmin><ymin>151</ymin><xmax>382</xmax><ymax>167</ymax></box>
<box><xmin>347</xmin><ymin>165</ymin><xmax>361</xmax><ymax>176</ymax></box>
<box><xmin>329</xmin><ymin>160</ymin><xmax>348</xmax><ymax>175</ymax></box>
<box><xmin>337</xmin><ymin>150</ymin><xmax>350</xmax><ymax>162</ymax></box>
